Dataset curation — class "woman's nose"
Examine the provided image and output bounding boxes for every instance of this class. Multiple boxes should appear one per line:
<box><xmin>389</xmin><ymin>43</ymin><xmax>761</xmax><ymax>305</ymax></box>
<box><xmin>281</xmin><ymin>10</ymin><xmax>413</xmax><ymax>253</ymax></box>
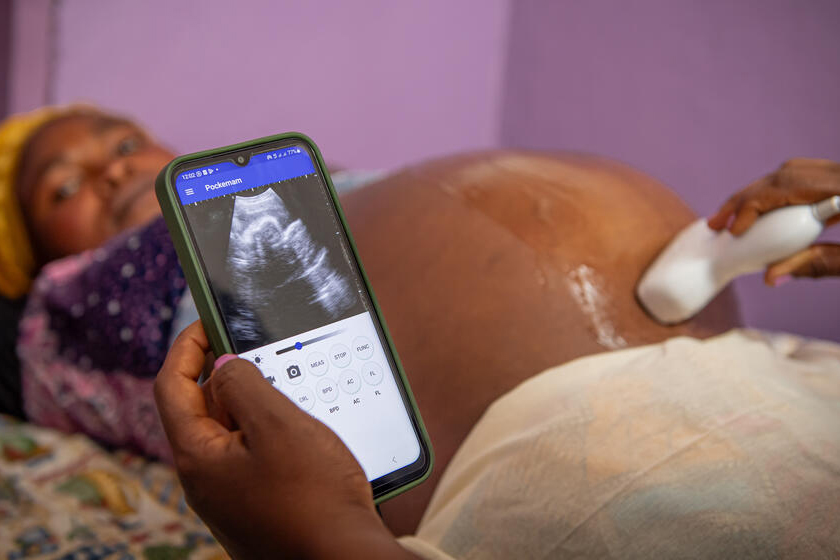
<box><xmin>98</xmin><ymin>158</ymin><xmax>132</xmax><ymax>196</ymax></box>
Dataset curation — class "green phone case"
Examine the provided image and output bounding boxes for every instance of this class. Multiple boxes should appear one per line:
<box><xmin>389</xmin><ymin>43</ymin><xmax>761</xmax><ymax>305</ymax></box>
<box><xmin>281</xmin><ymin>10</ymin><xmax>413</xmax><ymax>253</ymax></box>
<box><xmin>155</xmin><ymin>132</ymin><xmax>433</xmax><ymax>503</ymax></box>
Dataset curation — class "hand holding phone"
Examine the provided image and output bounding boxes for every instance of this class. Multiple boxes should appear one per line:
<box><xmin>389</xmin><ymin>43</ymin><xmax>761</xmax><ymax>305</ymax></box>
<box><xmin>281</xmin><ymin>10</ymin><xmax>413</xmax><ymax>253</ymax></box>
<box><xmin>155</xmin><ymin>133</ymin><xmax>432</xmax><ymax>502</ymax></box>
<box><xmin>155</xmin><ymin>322</ymin><xmax>419</xmax><ymax>560</ymax></box>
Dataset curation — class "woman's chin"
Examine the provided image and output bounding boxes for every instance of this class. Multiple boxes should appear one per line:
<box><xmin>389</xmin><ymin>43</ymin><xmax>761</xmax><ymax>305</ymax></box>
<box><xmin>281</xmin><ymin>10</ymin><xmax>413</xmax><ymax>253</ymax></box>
<box><xmin>120</xmin><ymin>194</ymin><xmax>163</xmax><ymax>232</ymax></box>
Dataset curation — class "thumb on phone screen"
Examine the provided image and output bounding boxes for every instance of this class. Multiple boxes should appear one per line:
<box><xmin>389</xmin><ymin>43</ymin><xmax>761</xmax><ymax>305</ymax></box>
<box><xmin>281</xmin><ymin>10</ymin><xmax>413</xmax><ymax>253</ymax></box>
<box><xmin>156</xmin><ymin>322</ymin><xmax>411</xmax><ymax>559</ymax></box>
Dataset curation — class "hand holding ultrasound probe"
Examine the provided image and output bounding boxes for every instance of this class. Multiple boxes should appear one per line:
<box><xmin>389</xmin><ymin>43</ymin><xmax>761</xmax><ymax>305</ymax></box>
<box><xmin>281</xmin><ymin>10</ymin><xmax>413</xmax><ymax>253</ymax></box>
<box><xmin>707</xmin><ymin>158</ymin><xmax>840</xmax><ymax>283</ymax></box>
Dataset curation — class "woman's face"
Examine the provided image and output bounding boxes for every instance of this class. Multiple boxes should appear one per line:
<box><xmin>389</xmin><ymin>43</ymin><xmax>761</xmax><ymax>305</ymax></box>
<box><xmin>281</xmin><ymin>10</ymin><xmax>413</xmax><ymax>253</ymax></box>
<box><xmin>16</xmin><ymin>112</ymin><xmax>174</xmax><ymax>262</ymax></box>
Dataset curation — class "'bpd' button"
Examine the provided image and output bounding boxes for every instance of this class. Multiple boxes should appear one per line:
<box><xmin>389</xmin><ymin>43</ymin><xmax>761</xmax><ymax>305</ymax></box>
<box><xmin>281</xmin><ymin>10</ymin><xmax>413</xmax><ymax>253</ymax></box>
<box><xmin>330</xmin><ymin>344</ymin><xmax>351</xmax><ymax>368</ymax></box>
<box><xmin>353</xmin><ymin>336</ymin><xmax>374</xmax><ymax>360</ymax></box>
<box><xmin>316</xmin><ymin>377</ymin><xmax>339</xmax><ymax>403</ymax></box>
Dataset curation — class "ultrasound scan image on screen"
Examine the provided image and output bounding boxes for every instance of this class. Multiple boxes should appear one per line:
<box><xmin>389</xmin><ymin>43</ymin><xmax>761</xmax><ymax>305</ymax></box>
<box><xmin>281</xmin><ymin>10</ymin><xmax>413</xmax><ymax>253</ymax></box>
<box><xmin>180</xmin><ymin>155</ymin><xmax>366</xmax><ymax>352</ymax></box>
<box><xmin>225</xmin><ymin>187</ymin><xmax>360</xmax><ymax>347</ymax></box>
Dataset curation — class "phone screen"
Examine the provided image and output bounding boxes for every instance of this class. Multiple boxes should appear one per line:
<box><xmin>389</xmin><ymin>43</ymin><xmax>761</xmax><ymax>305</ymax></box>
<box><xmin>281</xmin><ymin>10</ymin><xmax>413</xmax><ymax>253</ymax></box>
<box><xmin>172</xmin><ymin>143</ymin><xmax>424</xmax><ymax>486</ymax></box>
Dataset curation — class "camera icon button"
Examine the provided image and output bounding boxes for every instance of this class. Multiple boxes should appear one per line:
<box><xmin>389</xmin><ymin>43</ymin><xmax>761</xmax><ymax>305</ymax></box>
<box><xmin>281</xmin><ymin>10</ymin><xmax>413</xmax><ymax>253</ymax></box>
<box><xmin>284</xmin><ymin>361</ymin><xmax>305</xmax><ymax>385</ymax></box>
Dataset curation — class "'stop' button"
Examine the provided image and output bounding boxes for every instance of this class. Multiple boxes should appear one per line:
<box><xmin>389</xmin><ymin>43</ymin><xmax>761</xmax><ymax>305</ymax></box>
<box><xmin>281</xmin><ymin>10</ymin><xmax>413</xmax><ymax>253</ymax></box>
<box><xmin>330</xmin><ymin>344</ymin><xmax>351</xmax><ymax>368</ymax></box>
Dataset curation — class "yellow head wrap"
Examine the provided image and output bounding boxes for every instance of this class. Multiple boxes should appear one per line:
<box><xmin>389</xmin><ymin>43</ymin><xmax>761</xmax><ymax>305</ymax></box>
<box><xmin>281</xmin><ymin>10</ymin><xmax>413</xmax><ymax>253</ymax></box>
<box><xmin>0</xmin><ymin>106</ymin><xmax>68</xmax><ymax>299</ymax></box>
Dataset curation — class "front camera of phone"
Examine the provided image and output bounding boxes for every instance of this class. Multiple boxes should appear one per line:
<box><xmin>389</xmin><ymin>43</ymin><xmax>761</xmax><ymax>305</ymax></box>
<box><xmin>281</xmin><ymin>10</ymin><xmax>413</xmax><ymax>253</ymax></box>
<box><xmin>236</xmin><ymin>155</ymin><xmax>246</xmax><ymax>164</ymax></box>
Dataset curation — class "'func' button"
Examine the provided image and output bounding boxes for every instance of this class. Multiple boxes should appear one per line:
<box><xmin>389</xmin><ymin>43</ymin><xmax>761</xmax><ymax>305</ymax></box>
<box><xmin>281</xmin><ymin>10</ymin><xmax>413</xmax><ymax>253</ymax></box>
<box><xmin>330</xmin><ymin>344</ymin><xmax>351</xmax><ymax>368</ymax></box>
<box><xmin>316</xmin><ymin>377</ymin><xmax>339</xmax><ymax>403</ymax></box>
<box><xmin>352</xmin><ymin>336</ymin><xmax>374</xmax><ymax>360</ymax></box>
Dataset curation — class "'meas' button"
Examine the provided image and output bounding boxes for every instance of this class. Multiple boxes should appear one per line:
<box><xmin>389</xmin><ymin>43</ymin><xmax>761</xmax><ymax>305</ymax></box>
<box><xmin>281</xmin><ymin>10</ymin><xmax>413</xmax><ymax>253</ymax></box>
<box><xmin>307</xmin><ymin>352</ymin><xmax>328</xmax><ymax>376</ymax></box>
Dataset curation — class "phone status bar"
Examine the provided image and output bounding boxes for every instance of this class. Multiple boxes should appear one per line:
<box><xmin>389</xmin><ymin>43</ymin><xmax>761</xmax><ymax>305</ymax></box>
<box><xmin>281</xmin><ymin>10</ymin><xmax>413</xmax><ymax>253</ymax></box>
<box><xmin>174</xmin><ymin>145</ymin><xmax>316</xmax><ymax>205</ymax></box>
<box><xmin>262</xmin><ymin>146</ymin><xmax>303</xmax><ymax>161</ymax></box>
<box><xmin>178</xmin><ymin>147</ymin><xmax>305</xmax><ymax>183</ymax></box>
<box><xmin>179</xmin><ymin>166</ymin><xmax>219</xmax><ymax>181</ymax></box>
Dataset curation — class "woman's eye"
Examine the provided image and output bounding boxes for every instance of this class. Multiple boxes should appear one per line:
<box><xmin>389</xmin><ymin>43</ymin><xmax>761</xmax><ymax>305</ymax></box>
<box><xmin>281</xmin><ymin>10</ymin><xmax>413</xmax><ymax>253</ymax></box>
<box><xmin>53</xmin><ymin>177</ymin><xmax>81</xmax><ymax>202</ymax></box>
<box><xmin>116</xmin><ymin>136</ymin><xmax>141</xmax><ymax>156</ymax></box>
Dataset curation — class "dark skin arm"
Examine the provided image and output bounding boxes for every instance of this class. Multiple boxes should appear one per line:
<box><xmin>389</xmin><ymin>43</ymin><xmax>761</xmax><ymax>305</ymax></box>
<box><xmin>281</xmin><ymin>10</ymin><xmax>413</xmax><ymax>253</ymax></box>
<box><xmin>708</xmin><ymin>158</ymin><xmax>840</xmax><ymax>285</ymax></box>
<box><xmin>154</xmin><ymin>321</ymin><xmax>419</xmax><ymax>560</ymax></box>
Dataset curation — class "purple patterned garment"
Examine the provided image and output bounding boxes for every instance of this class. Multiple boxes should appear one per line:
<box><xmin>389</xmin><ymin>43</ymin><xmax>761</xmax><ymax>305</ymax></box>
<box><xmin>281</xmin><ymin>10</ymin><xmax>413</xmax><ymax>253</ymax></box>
<box><xmin>41</xmin><ymin>217</ymin><xmax>185</xmax><ymax>376</ymax></box>
<box><xmin>18</xmin><ymin>217</ymin><xmax>186</xmax><ymax>460</ymax></box>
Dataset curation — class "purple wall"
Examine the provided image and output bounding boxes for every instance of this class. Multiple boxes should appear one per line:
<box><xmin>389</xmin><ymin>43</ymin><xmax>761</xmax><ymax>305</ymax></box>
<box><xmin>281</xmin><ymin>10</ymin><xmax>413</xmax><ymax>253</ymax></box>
<box><xmin>8</xmin><ymin>0</ymin><xmax>840</xmax><ymax>341</ymax></box>
<box><xmin>41</xmin><ymin>0</ymin><xmax>510</xmax><ymax>170</ymax></box>
<box><xmin>7</xmin><ymin>0</ymin><xmax>51</xmax><ymax>114</ymax></box>
<box><xmin>0</xmin><ymin>0</ymin><xmax>11</xmax><ymax>118</ymax></box>
<box><xmin>502</xmin><ymin>0</ymin><xmax>840</xmax><ymax>341</ymax></box>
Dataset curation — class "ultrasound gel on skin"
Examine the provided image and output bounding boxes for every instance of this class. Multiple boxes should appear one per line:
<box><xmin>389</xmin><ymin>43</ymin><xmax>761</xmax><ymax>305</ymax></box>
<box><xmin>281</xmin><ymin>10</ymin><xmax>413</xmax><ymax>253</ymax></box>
<box><xmin>637</xmin><ymin>196</ymin><xmax>840</xmax><ymax>324</ymax></box>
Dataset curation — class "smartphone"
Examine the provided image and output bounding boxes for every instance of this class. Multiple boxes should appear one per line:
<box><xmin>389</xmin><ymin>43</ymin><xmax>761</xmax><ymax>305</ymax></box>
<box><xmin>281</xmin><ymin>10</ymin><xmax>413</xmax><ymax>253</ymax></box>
<box><xmin>155</xmin><ymin>133</ymin><xmax>432</xmax><ymax>502</ymax></box>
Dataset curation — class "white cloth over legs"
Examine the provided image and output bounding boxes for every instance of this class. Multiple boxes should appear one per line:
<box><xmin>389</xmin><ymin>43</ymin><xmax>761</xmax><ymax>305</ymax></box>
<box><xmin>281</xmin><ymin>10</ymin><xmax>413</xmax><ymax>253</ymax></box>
<box><xmin>400</xmin><ymin>330</ymin><xmax>840</xmax><ymax>560</ymax></box>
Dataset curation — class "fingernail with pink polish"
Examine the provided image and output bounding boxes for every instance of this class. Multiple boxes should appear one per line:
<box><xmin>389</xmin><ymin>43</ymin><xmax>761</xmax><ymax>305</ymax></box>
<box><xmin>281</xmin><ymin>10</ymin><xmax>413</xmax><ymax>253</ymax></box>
<box><xmin>214</xmin><ymin>354</ymin><xmax>237</xmax><ymax>369</ymax></box>
<box><xmin>773</xmin><ymin>275</ymin><xmax>793</xmax><ymax>287</ymax></box>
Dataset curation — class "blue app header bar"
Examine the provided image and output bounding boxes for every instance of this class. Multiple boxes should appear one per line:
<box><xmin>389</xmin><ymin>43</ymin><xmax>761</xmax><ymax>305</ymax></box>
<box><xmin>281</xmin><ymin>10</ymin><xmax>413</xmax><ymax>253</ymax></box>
<box><xmin>174</xmin><ymin>146</ymin><xmax>316</xmax><ymax>205</ymax></box>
